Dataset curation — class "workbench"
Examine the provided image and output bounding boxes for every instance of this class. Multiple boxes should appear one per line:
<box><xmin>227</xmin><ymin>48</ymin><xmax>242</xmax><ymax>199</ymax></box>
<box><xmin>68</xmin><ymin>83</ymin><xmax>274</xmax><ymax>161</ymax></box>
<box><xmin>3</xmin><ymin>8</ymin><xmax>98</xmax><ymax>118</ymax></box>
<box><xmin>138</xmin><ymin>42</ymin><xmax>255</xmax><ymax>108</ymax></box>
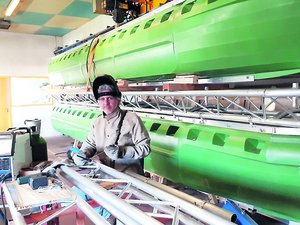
<box><xmin>2</xmin><ymin>180</ymin><xmax>76</xmax><ymax>225</ymax></box>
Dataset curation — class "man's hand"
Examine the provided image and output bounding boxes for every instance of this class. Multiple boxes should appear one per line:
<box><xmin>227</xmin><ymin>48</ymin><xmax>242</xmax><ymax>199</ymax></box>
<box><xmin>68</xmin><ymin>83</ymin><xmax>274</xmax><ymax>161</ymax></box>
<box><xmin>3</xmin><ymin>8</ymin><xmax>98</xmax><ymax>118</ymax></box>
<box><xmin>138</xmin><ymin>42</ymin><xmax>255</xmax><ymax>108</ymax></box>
<box><xmin>104</xmin><ymin>145</ymin><xmax>122</xmax><ymax>160</ymax></box>
<box><xmin>72</xmin><ymin>151</ymin><xmax>88</xmax><ymax>166</ymax></box>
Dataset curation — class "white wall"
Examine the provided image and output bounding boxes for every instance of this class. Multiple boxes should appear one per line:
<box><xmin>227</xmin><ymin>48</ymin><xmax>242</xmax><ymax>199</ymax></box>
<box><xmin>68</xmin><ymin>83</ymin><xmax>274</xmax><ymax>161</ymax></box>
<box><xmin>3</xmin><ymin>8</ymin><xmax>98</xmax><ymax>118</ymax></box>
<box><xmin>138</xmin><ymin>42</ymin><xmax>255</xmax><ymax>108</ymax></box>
<box><xmin>0</xmin><ymin>14</ymin><xmax>114</xmax><ymax>77</ymax></box>
<box><xmin>63</xmin><ymin>14</ymin><xmax>114</xmax><ymax>46</ymax></box>
<box><xmin>0</xmin><ymin>32</ymin><xmax>62</xmax><ymax>76</ymax></box>
<box><xmin>12</xmin><ymin>105</ymin><xmax>60</xmax><ymax>137</ymax></box>
<box><xmin>0</xmin><ymin>32</ymin><xmax>63</xmax><ymax>137</ymax></box>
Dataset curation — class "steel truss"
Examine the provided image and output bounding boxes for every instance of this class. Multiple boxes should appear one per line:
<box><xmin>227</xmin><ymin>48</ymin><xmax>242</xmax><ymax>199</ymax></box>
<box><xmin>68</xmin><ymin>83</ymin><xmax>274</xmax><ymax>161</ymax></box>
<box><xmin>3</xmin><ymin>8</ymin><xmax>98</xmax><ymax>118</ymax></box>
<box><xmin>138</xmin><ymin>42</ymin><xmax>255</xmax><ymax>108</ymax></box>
<box><xmin>51</xmin><ymin>88</ymin><xmax>300</xmax><ymax>135</ymax></box>
<box><xmin>59</xmin><ymin>164</ymin><xmax>235</xmax><ymax>225</ymax></box>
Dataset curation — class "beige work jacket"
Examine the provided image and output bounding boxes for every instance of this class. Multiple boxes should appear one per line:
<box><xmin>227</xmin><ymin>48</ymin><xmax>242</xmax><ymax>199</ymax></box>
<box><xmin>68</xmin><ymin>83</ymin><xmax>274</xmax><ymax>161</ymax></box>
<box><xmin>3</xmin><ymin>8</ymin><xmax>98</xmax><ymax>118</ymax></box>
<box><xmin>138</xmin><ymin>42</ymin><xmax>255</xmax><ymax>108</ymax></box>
<box><xmin>80</xmin><ymin>107</ymin><xmax>151</xmax><ymax>172</ymax></box>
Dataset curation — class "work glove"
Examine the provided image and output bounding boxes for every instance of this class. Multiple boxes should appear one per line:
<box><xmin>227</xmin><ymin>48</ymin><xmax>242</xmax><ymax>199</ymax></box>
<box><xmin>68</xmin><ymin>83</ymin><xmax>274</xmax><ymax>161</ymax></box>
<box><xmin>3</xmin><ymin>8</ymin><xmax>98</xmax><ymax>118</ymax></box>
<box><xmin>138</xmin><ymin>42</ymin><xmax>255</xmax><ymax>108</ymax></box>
<box><xmin>72</xmin><ymin>151</ymin><xmax>88</xmax><ymax>166</ymax></box>
<box><xmin>104</xmin><ymin>145</ymin><xmax>123</xmax><ymax>160</ymax></box>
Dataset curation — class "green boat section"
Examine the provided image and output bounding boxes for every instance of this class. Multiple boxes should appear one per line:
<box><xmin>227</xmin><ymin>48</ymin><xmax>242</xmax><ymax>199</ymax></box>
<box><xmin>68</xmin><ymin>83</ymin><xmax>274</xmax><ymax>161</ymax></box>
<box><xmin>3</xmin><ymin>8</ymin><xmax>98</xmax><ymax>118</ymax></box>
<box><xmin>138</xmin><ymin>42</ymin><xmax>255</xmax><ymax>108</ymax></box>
<box><xmin>49</xmin><ymin>0</ymin><xmax>300</xmax><ymax>84</ymax></box>
<box><xmin>48</xmin><ymin>0</ymin><xmax>300</xmax><ymax>221</ymax></box>
<box><xmin>51</xmin><ymin>104</ymin><xmax>300</xmax><ymax>222</ymax></box>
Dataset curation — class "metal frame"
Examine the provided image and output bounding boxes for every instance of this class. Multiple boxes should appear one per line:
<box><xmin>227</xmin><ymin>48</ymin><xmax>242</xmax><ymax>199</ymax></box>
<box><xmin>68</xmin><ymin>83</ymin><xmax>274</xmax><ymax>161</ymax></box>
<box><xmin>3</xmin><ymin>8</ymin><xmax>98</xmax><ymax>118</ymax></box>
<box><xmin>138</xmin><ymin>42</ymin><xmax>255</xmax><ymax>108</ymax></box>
<box><xmin>59</xmin><ymin>164</ymin><xmax>235</xmax><ymax>225</ymax></box>
<box><xmin>1</xmin><ymin>180</ymin><xmax>110</xmax><ymax>225</ymax></box>
<box><xmin>52</xmin><ymin>88</ymin><xmax>300</xmax><ymax>135</ymax></box>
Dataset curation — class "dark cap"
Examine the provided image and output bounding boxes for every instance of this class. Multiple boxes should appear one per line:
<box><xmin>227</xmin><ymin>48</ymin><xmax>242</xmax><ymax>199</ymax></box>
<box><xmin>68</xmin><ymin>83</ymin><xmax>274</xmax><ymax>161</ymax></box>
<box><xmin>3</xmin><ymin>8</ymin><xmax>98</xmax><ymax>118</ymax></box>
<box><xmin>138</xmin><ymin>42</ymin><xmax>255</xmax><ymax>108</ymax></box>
<box><xmin>92</xmin><ymin>75</ymin><xmax>121</xmax><ymax>100</ymax></box>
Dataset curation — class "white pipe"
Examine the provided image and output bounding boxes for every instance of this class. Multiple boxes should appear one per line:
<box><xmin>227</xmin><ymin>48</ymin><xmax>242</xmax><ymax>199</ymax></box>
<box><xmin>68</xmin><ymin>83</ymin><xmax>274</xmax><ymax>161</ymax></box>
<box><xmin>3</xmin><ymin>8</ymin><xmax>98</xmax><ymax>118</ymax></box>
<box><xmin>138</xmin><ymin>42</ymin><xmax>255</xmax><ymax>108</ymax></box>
<box><xmin>2</xmin><ymin>183</ymin><xmax>27</xmax><ymax>225</ymax></box>
<box><xmin>36</xmin><ymin>202</ymin><xmax>76</xmax><ymax>225</ymax></box>
<box><xmin>53</xmin><ymin>88</ymin><xmax>300</xmax><ymax>97</ymax></box>
<box><xmin>121</xmin><ymin>88</ymin><xmax>300</xmax><ymax>97</ymax></box>
<box><xmin>292</xmin><ymin>83</ymin><xmax>299</xmax><ymax>108</ymax></box>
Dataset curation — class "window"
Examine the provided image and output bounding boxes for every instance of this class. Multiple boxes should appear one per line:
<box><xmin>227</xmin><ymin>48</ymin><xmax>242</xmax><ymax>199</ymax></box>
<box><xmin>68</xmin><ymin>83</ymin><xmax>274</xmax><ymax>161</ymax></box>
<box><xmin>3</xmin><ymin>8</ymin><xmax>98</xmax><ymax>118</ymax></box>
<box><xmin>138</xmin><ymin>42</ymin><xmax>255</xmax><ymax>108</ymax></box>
<box><xmin>181</xmin><ymin>2</ymin><xmax>195</xmax><ymax>14</ymax></box>
<box><xmin>144</xmin><ymin>19</ymin><xmax>155</xmax><ymax>29</ymax></box>
<box><xmin>119</xmin><ymin>30</ymin><xmax>127</xmax><ymax>39</ymax></box>
<box><xmin>161</xmin><ymin>11</ymin><xmax>173</xmax><ymax>23</ymax></box>
<box><xmin>130</xmin><ymin>25</ymin><xmax>140</xmax><ymax>34</ymax></box>
<box><xmin>212</xmin><ymin>133</ymin><xmax>226</xmax><ymax>147</ymax></box>
<box><xmin>89</xmin><ymin>113</ymin><xmax>95</xmax><ymax>119</ymax></box>
<box><xmin>11</xmin><ymin>77</ymin><xmax>51</xmax><ymax>106</ymax></box>
<box><xmin>166</xmin><ymin>126</ymin><xmax>179</xmax><ymax>136</ymax></box>
<box><xmin>187</xmin><ymin>128</ymin><xmax>199</xmax><ymax>141</ymax></box>
<box><xmin>150</xmin><ymin>123</ymin><xmax>161</xmax><ymax>132</ymax></box>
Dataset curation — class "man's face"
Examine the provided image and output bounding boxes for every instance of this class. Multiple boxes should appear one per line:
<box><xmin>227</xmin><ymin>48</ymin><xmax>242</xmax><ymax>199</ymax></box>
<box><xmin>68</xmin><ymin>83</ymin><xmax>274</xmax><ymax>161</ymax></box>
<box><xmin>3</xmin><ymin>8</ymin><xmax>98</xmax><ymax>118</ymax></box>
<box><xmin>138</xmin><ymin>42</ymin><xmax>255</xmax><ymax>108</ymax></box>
<box><xmin>98</xmin><ymin>95</ymin><xmax>120</xmax><ymax>115</ymax></box>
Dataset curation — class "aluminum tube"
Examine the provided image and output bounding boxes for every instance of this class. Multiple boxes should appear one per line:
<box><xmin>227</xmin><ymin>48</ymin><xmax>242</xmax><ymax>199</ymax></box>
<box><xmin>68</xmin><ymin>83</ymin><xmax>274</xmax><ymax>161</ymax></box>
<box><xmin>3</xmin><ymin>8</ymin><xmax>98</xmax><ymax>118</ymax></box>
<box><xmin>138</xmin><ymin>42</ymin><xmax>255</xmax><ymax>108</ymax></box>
<box><xmin>60</xmin><ymin>165</ymin><xmax>162</xmax><ymax>225</ymax></box>
<box><xmin>36</xmin><ymin>202</ymin><xmax>76</xmax><ymax>225</ymax></box>
<box><xmin>132</xmin><ymin>109</ymin><xmax>300</xmax><ymax>130</ymax></box>
<box><xmin>129</xmin><ymin>187</ymin><xmax>204</xmax><ymax>225</ymax></box>
<box><xmin>94</xmin><ymin>164</ymin><xmax>235</xmax><ymax>225</ymax></box>
<box><xmin>292</xmin><ymin>83</ymin><xmax>299</xmax><ymax>108</ymax></box>
<box><xmin>2</xmin><ymin>183</ymin><xmax>27</xmax><ymax>225</ymax></box>
<box><xmin>55</xmin><ymin>88</ymin><xmax>300</xmax><ymax>98</ymax></box>
<box><xmin>131</xmin><ymin>109</ymin><xmax>300</xmax><ymax>129</ymax></box>
<box><xmin>122</xmin><ymin>88</ymin><xmax>300</xmax><ymax>97</ymax></box>
<box><xmin>74</xmin><ymin>191</ymin><xmax>110</xmax><ymax>225</ymax></box>
<box><xmin>264</xmin><ymin>88</ymin><xmax>300</xmax><ymax>97</ymax></box>
<box><xmin>127</xmin><ymin>172</ymin><xmax>236</xmax><ymax>222</ymax></box>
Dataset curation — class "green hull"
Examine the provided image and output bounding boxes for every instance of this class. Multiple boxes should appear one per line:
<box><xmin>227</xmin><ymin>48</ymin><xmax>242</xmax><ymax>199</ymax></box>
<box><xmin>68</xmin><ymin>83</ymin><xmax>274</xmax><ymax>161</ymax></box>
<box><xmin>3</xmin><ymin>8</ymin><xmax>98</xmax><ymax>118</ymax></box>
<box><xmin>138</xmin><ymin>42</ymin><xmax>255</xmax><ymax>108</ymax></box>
<box><xmin>49</xmin><ymin>0</ymin><xmax>300</xmax><ymax>84</ymax></box>
<box><xmin>51</xmin><ymin>104</ymin><xmax>300</xmax><ymax>222</ymax></box>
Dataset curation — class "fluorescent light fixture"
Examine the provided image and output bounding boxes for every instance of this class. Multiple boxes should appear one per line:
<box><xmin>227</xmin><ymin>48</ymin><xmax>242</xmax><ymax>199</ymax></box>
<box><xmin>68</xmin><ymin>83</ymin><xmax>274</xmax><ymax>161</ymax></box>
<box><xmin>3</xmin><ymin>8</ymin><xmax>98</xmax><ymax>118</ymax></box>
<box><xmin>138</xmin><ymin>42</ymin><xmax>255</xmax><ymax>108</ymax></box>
<box><xmin>5</xmin><ymin>0</ymin><xmax>20</xmax><ymax>17</ymax></box>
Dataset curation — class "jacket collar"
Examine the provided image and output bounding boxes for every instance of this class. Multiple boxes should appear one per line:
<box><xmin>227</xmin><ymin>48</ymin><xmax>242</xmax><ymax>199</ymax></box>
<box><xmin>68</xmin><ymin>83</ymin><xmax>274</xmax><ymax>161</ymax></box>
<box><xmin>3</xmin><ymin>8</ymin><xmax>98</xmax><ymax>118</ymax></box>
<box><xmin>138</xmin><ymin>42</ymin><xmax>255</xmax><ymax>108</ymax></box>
<box><xmin>103</xmin><ymin>106</ymin><xmax>120</xmax><ymax>120</ymax></box>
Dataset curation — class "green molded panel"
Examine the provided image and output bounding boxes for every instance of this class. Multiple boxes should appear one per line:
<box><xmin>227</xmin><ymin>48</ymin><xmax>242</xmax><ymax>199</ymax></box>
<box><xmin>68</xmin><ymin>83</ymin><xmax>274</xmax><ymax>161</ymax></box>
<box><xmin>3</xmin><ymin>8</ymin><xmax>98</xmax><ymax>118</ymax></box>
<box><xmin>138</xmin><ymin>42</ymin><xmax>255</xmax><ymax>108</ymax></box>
<box><xmin>49</xmin><ymin>0</ymin><xmax>300</xmax><ymax>84</ymax></box>
<box><xmin>48</xmin><ymin>45</ymin><xmax>91</xmax><ymax>85</ymax></box>
<box><xmin>51</xmin><ymin>105</ymin><xmax>101</xmax><ymax>141</ymax></box>
<box><xmin>51</xmin><ymin>105</ymin><xmax>300</xmax><ymax>222</ymax></box>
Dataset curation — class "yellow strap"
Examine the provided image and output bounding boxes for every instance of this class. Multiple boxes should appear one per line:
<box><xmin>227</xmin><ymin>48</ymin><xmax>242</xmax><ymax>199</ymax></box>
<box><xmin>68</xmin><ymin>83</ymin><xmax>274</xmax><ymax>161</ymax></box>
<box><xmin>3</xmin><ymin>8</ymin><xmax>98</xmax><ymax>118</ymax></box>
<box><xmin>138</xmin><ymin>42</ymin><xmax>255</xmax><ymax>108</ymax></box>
<box><xmin>86</xmin><ymin>38</ymin><xmax>99</xmax><ymax>91</ymax></box>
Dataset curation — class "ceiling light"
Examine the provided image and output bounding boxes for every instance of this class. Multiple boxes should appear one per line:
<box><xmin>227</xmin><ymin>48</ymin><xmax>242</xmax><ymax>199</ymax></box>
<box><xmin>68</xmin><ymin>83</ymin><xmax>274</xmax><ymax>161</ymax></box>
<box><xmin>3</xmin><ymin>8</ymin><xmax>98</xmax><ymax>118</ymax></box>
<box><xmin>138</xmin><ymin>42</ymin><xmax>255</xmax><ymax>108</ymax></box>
<box><xmin>5</xmin><ymin>0</ymin><xmax>20</xmax><ymax>17</ymax></box>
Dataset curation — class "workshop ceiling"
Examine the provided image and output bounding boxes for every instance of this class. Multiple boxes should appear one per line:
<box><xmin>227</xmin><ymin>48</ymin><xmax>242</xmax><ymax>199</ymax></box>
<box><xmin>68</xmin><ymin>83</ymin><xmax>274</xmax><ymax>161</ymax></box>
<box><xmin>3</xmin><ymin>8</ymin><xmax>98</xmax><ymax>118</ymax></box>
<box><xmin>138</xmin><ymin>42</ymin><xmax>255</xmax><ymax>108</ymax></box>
<box><xmin>0</xmin><ymin>0</ymin><xmax>99</xmax><ymax>37</ymax></box>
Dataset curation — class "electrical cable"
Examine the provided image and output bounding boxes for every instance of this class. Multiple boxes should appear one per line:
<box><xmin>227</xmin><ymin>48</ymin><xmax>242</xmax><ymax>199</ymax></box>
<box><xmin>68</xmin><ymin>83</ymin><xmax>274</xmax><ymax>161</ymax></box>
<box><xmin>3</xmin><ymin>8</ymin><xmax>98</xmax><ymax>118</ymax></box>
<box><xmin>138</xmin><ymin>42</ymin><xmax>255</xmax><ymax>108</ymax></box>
<box><xmin>0</xmin><ymin>187</ymin><xmax>8</xmax><ymax>225</ymax></box>
<box><xmin>0</xmin><ymin>173</ymin><xmax>11</xmax><ymax>183</ymax></box>
<box><xmin>85</xmin><ymin>35</ymin><xmax>100</xmax><ymax>91</ymax></box>
<box><xmin>0</xmin><ymin>173</ymin><xmax>12</xmax><ymax>225</ymax></box>
<box><xmin>85</xmin><ymin>35</ymin><xmax>98</xmax><ymax>73</ymax></box>
<box><xmin>114</xmin><ymin>0</ymin><xmax>117</xmax><ymax>12</ymax></box>
<box><xmin>54</xmin><ymin>151</ymin><xmax>68</xmax><ymax>157</ymax></box>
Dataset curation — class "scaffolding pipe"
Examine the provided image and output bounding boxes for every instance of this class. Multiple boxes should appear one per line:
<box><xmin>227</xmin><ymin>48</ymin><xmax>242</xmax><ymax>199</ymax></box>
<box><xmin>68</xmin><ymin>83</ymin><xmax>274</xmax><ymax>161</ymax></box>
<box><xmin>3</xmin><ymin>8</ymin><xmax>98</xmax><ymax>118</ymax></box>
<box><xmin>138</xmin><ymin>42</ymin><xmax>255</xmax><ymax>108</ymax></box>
<box><xmin>92</xmin><ymin>164</ymin><xmax>235</xmax><ymax>225</ymax></box>
<box><xmin>2</xmin><ymin>183</ymin><xmax>27</xmax><ymax>225</ymax></box>
<box><xmin>59</xmin><ymin>165</ymin><xmax>163</xmax><ymax>225</ymax></box>
<box><xmin>292</xmin><ymin>83</ymin><xmax>299</xmax><ymax>108</ymax></box>
<box><xmin>53</xmin><ymin>88</ymin><xmax>300</xmax><ymax>98</ymax></box>
<box><xmin>122</xmin><ymin>88</ymin><xmax>300</xmax><ymax>97</ymax></box>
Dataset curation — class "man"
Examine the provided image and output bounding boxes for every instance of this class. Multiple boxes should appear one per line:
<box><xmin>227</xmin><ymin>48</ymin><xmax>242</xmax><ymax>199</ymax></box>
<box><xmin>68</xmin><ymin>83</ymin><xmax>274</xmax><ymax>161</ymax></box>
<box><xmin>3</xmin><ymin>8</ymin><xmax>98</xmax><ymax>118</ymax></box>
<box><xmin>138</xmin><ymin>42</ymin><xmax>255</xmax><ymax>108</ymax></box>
<box><xmin>73</xmin><ymin>74</ymin><xmax>151</xmax><ymax>174</ymax></box>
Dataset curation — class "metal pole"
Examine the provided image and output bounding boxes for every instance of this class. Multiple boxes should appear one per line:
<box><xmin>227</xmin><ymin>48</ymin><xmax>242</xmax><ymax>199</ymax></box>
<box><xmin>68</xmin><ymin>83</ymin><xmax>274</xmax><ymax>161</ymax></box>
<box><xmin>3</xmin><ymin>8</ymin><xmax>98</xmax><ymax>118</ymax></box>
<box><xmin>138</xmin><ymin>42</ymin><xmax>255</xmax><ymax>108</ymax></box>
<box><xmin>292</xmin><ymin>83</ymin><xmax>299</xmax><ymax>108</ymax></box>
<box><xmin>59</xmin><ymin>165</ymin><xmax>162</xmax><ymax>225</ymax></box>
<box><xmin>93</xmin><ymin>164</ymin><xmax>235</xmax><ymax>225</ymax></box>
<box><xmin>2</xmin><ymin>183</ymin><xmax>27</xmax><ymax>225</ymax></box>
<box><xmin>36</xmin><ymin>202</ymin><xmax>76</xmax><ymax>225</ymax></box>
<box><xmin>122</xmin><ymin>88</ymin><xmax>300</xmax><ymax>97</ymax></box>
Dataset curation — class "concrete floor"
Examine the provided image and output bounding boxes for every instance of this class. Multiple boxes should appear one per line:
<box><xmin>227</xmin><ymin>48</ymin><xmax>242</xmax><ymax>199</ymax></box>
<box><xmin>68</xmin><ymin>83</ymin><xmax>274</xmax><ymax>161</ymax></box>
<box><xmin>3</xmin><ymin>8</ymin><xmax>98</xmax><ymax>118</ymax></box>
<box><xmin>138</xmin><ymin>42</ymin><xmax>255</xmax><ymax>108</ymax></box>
<box><xmin>45</xmin><ymin>134</ymin><xmax>75</xmax><ymax>162</ymax></box>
